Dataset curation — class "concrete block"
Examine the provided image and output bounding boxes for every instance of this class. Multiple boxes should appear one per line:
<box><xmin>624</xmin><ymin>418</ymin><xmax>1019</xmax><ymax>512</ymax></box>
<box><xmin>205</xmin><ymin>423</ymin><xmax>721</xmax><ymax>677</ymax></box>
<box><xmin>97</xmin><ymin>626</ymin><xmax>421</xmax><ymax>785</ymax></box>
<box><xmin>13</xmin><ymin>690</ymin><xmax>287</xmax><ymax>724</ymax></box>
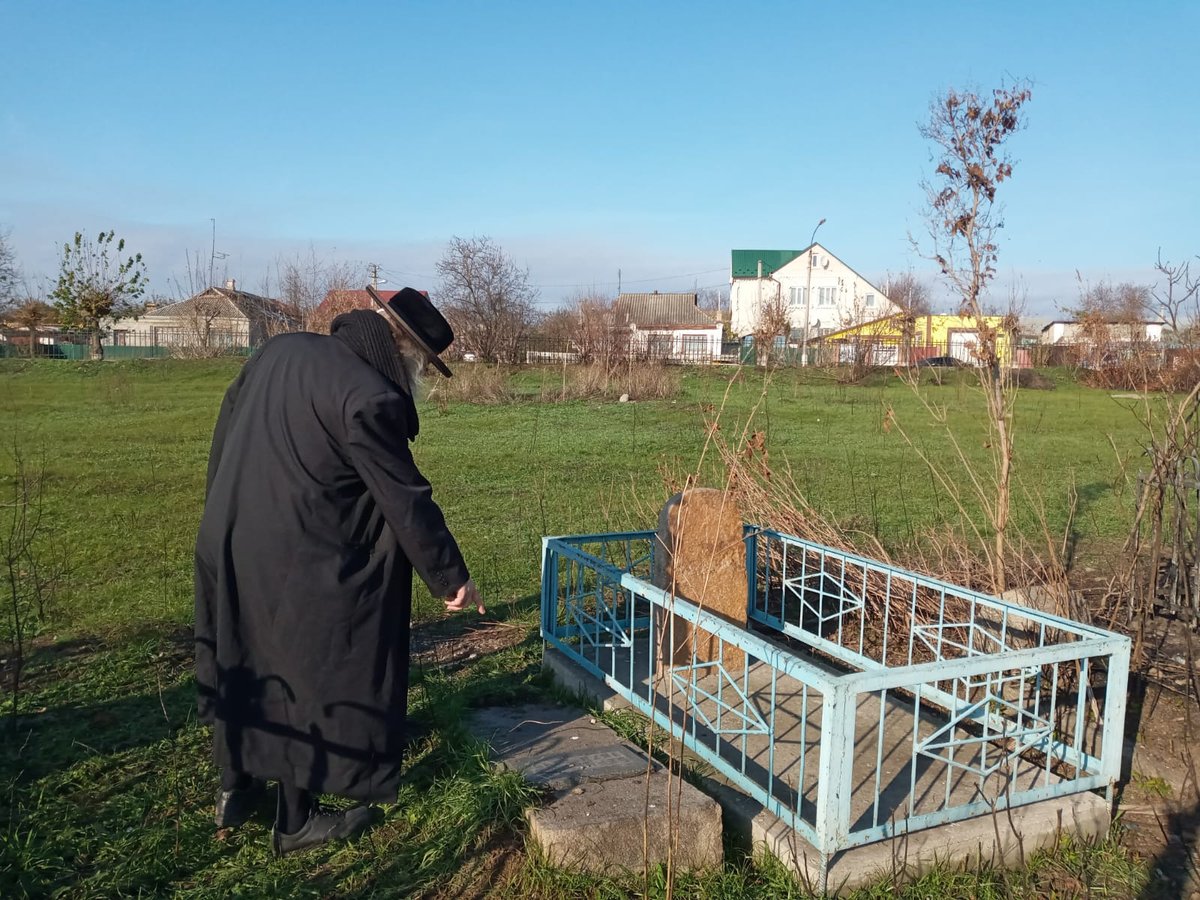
<box><xmin>542</xmin><ymin>646</ymin><xmax>630</xmax><ymax>712</ymax></box>
<box><xmin>529</xmin><ymin>770</ymin><xmax>723</xmax><ymax>874</ymax></box>
<box><xmin>708</xmin><ymin>776</ymin><xmax>1110</xmax><ymax>896</ymax></box>
<box><xmin>467</xmin><ymin>703</ymin><xmax>723</xmax><ymax>874</ymax></box>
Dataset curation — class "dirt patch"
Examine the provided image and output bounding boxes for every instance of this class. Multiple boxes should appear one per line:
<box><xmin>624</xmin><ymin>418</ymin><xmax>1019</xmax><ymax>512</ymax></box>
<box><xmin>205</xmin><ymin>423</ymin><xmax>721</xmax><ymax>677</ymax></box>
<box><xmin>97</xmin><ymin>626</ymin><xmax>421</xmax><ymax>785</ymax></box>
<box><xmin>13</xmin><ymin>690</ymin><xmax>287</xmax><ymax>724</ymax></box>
<box><xmin>411</xmin><ymin>619</ymin><xmax>529</xmax><ymax>672</ymax></box>
<box><xmin>1121</xmin><ymin>683</ymin><xmax>1200</xmax><ymax>897</ymax></box>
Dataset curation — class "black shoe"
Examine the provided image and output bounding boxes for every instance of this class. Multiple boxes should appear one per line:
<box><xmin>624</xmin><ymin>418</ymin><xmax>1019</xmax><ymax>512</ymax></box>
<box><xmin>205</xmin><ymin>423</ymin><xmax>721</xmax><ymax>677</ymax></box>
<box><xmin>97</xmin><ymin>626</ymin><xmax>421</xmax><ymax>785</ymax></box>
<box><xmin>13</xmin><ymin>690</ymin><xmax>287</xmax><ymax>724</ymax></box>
<box><xmin>271</xmin><ymin>805</ymin><xmax>381</xmax><ymax>857</ymax></box>
<box><xmin>214</xmin><ymin>780</ymin><xmax>267</xmax><ymax>828</ymax></box>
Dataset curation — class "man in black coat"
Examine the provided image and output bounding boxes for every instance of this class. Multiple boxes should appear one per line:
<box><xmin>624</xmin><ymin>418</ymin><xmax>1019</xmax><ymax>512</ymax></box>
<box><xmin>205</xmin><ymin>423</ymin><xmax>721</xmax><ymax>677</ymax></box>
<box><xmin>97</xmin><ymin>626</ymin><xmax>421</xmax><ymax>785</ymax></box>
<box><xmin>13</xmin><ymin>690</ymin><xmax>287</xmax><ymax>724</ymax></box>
<box><xmin>195</xmin><ymin>287</ymin><xmax>480</xmax><ymax>856</ymax></box>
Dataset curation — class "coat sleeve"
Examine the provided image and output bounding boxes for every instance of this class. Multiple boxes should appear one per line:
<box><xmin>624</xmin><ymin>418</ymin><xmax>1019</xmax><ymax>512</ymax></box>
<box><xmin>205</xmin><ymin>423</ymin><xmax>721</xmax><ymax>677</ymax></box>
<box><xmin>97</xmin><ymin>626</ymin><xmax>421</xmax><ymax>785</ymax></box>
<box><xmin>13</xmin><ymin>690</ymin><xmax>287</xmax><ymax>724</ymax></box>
<box><xmin>345</xmin><ymin>390</ymin><xmax>470</xmax><ymax>598</ymax></box>
<box><xmin>205</xmin><ymin>361</ymin><xmax>253</xmax><ymax>498</ymax></box>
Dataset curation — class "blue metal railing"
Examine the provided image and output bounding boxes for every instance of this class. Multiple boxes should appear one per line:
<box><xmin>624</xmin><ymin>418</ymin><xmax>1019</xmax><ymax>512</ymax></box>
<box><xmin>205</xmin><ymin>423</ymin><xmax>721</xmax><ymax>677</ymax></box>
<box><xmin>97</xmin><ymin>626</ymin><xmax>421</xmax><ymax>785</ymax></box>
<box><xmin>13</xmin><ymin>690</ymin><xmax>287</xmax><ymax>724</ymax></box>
<box><xmin>541</xmin><ymin>527</ymin><xmax>1131</xmax><ymax>884</ymax></box>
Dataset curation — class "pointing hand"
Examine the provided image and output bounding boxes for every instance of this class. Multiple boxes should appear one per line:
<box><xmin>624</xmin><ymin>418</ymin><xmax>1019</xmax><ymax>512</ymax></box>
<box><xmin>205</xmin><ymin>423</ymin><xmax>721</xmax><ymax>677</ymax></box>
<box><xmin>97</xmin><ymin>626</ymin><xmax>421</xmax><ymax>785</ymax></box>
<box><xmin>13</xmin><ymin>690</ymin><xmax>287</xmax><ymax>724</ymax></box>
<box><xmin>444</xmin><ymin>578</ymin><xmax>484</xmax><ymax>615</ymax></box>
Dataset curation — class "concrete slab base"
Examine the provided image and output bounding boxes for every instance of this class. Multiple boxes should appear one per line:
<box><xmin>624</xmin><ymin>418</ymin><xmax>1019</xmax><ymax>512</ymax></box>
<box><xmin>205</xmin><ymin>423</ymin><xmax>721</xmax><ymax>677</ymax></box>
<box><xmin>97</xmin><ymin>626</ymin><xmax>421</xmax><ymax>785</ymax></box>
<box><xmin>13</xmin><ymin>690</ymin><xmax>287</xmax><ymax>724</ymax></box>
<box><xmin>543</xmin><ymin>644</ymin><xmax>630</xmax><ymax>712</ymax></box>
<box><xmin>543</xmin><ymin>644</ymin><xmax>1113</xmax><ymax>895</ymax></box>
<box><xmin>467</xmin><ymin>703</ymin><xmax>723</xmax><ymax>875</ymax></box>
<box><xmin>709</xmin><ymin>777</ymin><xmax>1110</xmax><ymax>895</ymax></box>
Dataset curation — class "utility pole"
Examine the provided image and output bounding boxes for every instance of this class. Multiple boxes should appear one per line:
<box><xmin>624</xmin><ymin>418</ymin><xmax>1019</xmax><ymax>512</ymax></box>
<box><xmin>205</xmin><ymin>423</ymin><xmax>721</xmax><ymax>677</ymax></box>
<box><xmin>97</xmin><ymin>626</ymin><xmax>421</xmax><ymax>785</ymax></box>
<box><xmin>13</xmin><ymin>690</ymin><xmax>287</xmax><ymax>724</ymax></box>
<box><xmin>368</xmin><ymin>263</ymin><xmax>381</xmax><ymax>290</ymax></box>
<box><xmin>800</xmin><ymin>217</ymin><xmax>826</xmax><ymax>367</ymax></box>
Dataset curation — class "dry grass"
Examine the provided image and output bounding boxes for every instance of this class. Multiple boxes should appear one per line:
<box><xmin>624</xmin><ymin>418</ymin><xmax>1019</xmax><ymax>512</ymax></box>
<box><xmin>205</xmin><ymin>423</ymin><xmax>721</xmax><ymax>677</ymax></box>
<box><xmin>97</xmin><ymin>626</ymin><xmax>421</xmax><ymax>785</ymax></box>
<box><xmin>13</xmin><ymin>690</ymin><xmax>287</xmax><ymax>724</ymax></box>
<box><xmin>537</xmin><ymin>361</ymin><xmax>680</xmax><ymax>402</ymax></box>
<box><xmin>706</xmin><ymin>417</ymin><xmax>1072</xmax><ymax>656</ymax></box>
<box><xmin>427</xmin><ymin>364</ymin><xmax>520</xmax><ymax>407</ymax></box>
<box><xmin>426</xmin><ymin>362</ymin><xmax>682</xmax><ymax>407</ymax></box>
<box><xmin>1077</xmin><ymin>348</ymin><xmax>1200</xmax><ymax>393</ymax></box>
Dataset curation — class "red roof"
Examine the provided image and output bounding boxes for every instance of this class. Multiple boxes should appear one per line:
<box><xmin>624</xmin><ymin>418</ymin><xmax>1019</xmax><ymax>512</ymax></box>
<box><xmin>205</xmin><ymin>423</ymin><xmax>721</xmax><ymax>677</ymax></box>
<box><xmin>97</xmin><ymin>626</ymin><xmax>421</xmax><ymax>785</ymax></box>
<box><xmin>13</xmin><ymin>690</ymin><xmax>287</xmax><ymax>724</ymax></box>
<box><xmin>315</xmin><ymin>289</ymin><xmax>401</xmax><ymax>317</ymax></box>
<box><xmin>313</xmin><ymin>288</ymin><xmax>433</xmax><ymax>317</ymax></box>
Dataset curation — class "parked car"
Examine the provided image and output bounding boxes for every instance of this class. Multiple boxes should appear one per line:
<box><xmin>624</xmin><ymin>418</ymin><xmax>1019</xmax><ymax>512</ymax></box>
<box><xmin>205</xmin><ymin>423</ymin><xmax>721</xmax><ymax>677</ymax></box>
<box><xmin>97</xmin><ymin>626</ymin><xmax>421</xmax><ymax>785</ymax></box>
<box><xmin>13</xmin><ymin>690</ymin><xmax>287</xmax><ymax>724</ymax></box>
<box><xmin>916</xmin><ymin>355</ymin><xmax>965</xmax><ymax>368</ymax></box>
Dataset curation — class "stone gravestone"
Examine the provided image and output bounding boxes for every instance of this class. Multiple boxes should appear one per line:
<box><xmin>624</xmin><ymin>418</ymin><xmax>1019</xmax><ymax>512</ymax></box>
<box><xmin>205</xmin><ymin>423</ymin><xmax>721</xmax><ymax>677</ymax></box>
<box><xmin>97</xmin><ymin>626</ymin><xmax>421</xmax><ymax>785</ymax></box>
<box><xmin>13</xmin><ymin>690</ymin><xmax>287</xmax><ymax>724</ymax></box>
<box><xmin>652</xmin><ymin>488</ymin><xmax>748</xmax><ymax>676</ymax></box>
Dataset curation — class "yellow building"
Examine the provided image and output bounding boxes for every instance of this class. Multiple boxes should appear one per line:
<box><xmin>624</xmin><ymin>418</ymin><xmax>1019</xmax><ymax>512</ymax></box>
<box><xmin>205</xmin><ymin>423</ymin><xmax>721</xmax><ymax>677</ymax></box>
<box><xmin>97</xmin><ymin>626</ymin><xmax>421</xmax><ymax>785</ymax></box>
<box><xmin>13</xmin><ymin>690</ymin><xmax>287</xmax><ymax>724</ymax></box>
<box><xmin>819</xmin><ymin>314</ymin><xmax>1025</xmax><ymax>367</ymax></box>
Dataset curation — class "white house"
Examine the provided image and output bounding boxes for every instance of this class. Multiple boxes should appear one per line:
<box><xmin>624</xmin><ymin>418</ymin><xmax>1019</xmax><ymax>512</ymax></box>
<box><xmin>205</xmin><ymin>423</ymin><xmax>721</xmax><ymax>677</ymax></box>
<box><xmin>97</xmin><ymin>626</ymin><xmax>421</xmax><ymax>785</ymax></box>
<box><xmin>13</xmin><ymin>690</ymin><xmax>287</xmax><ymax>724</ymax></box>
<box><xmin>729</xmin><ymin>244</ymin><xmax>898</xmax><ymax>342</ymax></box>
<box><xmin>110</xmin><ymin>281</ymin><xmax>299</xmax><ymax>350</ymax></box>
<box><xmin>1039</xmin><ymin>319</ymin><xmax>1166</xmax><ymax>345</ymax></box>
<box><xmin>614</xmin><ymin>292</ymin><xmax>723</xmax><ymax>362</ymax></box>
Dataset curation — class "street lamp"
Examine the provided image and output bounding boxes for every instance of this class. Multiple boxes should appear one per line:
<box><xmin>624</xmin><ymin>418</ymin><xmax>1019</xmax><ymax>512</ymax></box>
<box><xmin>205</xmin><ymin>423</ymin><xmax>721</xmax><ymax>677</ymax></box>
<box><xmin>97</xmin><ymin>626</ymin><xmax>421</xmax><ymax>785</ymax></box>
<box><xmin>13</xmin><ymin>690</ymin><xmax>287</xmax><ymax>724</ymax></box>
<box><xmin>800</xmin><ymin>218</ymin><xmax>826</xmax><ymax>366</ymax></box>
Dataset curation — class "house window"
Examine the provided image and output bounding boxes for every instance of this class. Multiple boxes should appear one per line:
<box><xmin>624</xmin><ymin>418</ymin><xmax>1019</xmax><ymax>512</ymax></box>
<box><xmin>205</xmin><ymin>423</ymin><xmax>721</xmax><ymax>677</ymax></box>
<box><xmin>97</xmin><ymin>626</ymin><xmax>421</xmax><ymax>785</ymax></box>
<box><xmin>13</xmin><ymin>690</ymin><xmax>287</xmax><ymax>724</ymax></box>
<box><xmin>817</xmin><ymin>287</ymin><xmax>836</xmax><ymax>307</ymax></box>
<box><xmin>789</xmin><ymin>286</ymin><xmax>806</xmax><ymax>307</ymax></box>
<box><xmin>647</xmin><ymin>333</ymin><xmax>672</xmax><ymax>357</ymax></box>
<box><xmin>865</xmin><ymin>293</ymin><xmax>876</xmax><ymax>308</ymax></box>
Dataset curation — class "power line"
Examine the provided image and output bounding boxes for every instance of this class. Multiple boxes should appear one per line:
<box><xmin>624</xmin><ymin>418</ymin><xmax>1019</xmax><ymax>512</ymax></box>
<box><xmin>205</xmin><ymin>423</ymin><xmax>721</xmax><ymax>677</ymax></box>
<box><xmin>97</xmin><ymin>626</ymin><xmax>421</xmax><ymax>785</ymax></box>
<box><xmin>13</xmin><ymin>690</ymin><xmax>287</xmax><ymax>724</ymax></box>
<box><xmin>377</xmin><ymin>265</ymin><xmax>728</xmax><ymax>292</ymax></box>
<box><xmin>378</xmin><ymin>266</ymin><xmax>437</xmax><ymax>284</ymax></box>
<box><xmin>528</xmin><ymin>267</ymin><xmax>729</xmax><ymax>289</ymax></box>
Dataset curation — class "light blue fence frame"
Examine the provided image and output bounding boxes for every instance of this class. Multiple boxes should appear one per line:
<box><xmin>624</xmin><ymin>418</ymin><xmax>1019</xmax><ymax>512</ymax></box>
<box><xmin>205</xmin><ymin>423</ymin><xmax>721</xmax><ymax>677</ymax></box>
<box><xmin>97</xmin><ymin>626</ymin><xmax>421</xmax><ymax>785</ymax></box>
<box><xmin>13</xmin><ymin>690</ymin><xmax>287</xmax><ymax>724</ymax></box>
<box><xmin>541</xmin><ymin>527</ymin><xmax>1131</xmax><ymax>884</ymax></box>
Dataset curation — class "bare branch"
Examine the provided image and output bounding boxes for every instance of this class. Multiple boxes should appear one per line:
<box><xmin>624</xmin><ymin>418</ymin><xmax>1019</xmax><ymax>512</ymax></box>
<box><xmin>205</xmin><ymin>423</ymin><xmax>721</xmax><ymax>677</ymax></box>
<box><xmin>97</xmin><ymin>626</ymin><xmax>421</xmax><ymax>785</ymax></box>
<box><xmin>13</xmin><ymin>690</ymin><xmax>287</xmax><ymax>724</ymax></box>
<box><xmin>436</xmin><ymin>236</ymin><xmax>539</xmax><ymax>363</ymax></box>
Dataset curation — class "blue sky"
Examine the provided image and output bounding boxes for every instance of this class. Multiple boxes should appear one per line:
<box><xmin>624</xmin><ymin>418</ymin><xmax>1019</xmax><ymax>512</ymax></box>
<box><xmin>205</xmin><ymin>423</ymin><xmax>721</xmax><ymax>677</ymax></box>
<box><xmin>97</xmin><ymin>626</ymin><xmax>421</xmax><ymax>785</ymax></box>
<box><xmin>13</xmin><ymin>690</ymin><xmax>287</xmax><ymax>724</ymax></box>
<box><xmin>2</xmin><ymin>1</ymin><xmax>1197</xmax><ymax>315</ymax></box>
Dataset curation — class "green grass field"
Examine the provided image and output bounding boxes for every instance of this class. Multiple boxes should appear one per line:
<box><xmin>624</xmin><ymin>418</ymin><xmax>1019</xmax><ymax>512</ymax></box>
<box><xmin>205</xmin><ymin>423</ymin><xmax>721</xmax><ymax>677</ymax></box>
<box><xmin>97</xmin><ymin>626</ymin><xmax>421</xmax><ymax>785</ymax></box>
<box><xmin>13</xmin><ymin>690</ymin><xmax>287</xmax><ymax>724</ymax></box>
<box><xmin>0</xmin><ymin>359</ymin><xmax>1165</xmax><ymax>897</ymax></box>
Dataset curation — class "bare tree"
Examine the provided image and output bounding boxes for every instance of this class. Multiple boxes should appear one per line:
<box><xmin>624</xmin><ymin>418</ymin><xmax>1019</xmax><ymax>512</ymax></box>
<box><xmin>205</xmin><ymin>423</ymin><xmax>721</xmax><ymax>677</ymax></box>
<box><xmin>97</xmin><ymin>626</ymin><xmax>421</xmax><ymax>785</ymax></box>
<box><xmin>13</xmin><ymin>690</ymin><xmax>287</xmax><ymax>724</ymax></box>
<box><xmin>696</xmin><ymin>286</ymin><xmax>726</xmax><ymax>313</ymax></box>
<box><xmin>918</xmin><ymin>81</ymin><xmax>1032</xmax><ymax>590</ymax></box>
<box><xmin>880</xmin><ymin>271</ymin><xmax>933</xmax><ymax>316</ymax></box>
<box><xmin>436</xmin><ymin>236</ymin><xmax>538</xmax><ymax>363</ymax></box>
<box><xmin>9</xmin><ymin>299</ymin><xmax>56</xmax><ymax>357</ymax></box>
<box><xmin>1150</xmin><ymin>251</ymin><xmax>1200</xmax><ymax>343</ymax></box>
<box><xmin>750</xmin><ymin>285</ymin><xmax>791</xmax><ymax>366</ymax></box>
<box><xmin>173</xmin><ymin>295</ymin><xmax>232</xmax><ymax>358</ymax></box>
<box><xmin>306</xmin><ymin>290</ymin><xmax>358</xmax><ymax>336</ymax></box>
<box><xmin>1068</xmin><ymin>278</ymin><xmax>1153</xmax><ymax>348</ymax></box>
<box><xmin>571</xmin><ymin>292</ymin><xmax>629</xmax><ymax>371</ymax></box>
<box><xmin>276</xmin><ymin>247</ymin><xmax>360</xmax><ymax>330</ymax></box>
<box><xmin>831</xmin><ymin>295</ymin><xmax>906</xmax><ymax>377</ymax></box>
<box><xmin>1069</xmin><ymin>279</ymin><xmax>1150</xmax><ymax>322</ymax></box>
<box><xmin>535</xmin><ymin>304</ymin><xmax>578</xmax><ymax>347</ymax></box>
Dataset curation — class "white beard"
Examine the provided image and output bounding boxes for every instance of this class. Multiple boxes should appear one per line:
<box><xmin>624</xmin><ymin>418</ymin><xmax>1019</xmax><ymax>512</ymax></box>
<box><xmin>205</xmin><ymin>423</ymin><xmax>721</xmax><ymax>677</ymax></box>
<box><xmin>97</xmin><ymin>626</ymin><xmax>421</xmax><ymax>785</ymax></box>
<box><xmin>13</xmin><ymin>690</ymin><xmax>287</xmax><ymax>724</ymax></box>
<box><xmin>397</xmin><ymin>347</ymin><xmax>425</xmax><ymax>397</ymax></box>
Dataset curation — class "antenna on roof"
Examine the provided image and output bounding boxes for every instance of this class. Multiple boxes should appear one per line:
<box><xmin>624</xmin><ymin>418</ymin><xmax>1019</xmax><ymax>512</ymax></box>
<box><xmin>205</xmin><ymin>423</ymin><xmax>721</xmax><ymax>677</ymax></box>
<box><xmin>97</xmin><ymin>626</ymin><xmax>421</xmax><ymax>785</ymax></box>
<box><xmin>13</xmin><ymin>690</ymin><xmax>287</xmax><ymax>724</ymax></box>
<box><xmin>208</xmin><ymin>218</ymin><xmax>227</xmax><ymax>287</ymax></box>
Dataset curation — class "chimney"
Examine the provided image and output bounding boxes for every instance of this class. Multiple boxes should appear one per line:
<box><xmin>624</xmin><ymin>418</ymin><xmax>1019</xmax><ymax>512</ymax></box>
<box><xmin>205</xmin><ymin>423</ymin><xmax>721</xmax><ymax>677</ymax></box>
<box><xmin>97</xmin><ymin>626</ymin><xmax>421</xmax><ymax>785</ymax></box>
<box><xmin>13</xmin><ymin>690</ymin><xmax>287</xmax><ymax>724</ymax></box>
<box><xmin>225</xmin><ymin>278</ymin><xmax>237</xmax><ymax>291</ymax></box>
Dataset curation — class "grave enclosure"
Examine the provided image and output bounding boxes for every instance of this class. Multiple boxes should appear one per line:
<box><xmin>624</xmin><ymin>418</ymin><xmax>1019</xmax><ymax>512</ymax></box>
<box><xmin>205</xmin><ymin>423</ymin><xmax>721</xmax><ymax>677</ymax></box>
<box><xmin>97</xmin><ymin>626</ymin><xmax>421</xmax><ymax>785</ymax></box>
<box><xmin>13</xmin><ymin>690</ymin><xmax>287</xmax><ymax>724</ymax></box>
<box><xmin>537</xmin><ymin>489</ymin><xmax>1131</xmax><ymax>892</ymax></box>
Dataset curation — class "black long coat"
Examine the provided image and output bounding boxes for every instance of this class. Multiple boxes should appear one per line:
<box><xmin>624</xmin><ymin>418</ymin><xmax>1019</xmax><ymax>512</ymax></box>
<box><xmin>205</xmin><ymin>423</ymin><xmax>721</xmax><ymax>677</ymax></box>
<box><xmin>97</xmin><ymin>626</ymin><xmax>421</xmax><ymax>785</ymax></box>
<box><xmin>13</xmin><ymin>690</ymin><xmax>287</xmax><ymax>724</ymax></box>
<box><xmin>194</xmin><ymin>332</ymin><xmax>468</xmax><ymax>801</ymax></box>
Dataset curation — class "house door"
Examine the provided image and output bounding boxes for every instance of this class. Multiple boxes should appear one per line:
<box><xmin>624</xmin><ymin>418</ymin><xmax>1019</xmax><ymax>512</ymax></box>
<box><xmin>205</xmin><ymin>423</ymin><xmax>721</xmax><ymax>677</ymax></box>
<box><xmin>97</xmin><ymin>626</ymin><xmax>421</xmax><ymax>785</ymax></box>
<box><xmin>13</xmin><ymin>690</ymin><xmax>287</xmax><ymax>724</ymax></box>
<box><xmin>949</xmin><ymin>331</ymin><xmax>979</xmax><ymax>365</ymax></box>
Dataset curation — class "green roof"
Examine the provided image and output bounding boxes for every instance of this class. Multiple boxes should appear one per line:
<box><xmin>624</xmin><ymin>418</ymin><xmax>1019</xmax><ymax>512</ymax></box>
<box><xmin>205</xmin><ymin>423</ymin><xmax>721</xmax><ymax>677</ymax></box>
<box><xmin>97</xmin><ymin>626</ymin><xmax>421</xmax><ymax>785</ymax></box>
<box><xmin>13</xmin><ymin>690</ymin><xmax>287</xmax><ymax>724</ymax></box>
<box><xmin>730</xmin><ymin>249</ymin><xmax>804</xmax><ymax>279</ymax></box>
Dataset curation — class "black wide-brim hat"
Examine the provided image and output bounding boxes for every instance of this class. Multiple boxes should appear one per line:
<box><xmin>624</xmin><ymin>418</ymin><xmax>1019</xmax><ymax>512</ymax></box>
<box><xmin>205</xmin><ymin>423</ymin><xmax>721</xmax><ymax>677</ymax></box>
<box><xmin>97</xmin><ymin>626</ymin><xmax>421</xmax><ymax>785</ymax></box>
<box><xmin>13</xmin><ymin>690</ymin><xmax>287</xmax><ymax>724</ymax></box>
<box><xmin>366</xmin><ymin>285</ymin><xmax>454</xmax><ymax>378</ymax></box>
